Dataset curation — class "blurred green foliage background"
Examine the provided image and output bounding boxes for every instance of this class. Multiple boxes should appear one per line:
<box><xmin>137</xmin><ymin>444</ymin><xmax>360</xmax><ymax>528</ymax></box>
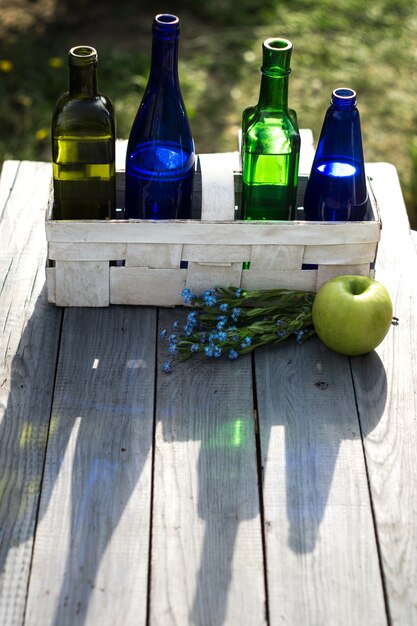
<box><xmin>1</xmin><ymin>0</ymin><xmax>417</xmax><ymax>226</ymax></box>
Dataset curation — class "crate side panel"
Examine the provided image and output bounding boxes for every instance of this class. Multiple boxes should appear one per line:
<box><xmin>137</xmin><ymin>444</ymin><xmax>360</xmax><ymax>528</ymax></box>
<box><xmin>46</xmin><ymin>219</ymin><xmax>381</xmax><ymax>246</ymax></box>
<box><xmin>303</xmin><ymin>243</ymin><xmax>377</xmax><ymax>265</ymax></box>
<box><xmin>241</xmin><ymin>269</ymin><xmax>317</xmax><ymax>291</ymax></box>
<box><xmin>199</xmin><ymin>152</ymin><xmax>239</xmax><ymax>221</ymax></box>
<box><xmin>185</xmin><ymin>262</ymin><xmax>243</xmax><ymax>295</ymax></box>
<box><xmin>250</xmin><ymin>245</ymin><xmax>305</xmax><ymax>270</ymax></box>
<box><xmin>125</xmin><ymin>243</ymin><xmax>183</xmax><ymax>268</ymax></box>
<box><xmin>110</xmin><ymin>268</ymin><xmax>186</xmax><ymax>305</ymax></box>
<box><xmin>316</xmin><ymin>263</ymin><xmax>372</xmax><ymax>290</ymax></box>
<box><xmin>48</xmin><ymin>242</ymin><xmax>126</xmax><ymax>261</ymax></box>
<box><xmin>55</xmin><ymin>261</ymin><xmax>109</xmax><ymax>307</ymax></box>
<box><xmin>45</xmin><ymin>267</ymin><xmax>56</xmax><ymax>303</ymax></box>
<box><xmin>182</xmin><ymin>244</ymin><xmax>251</xmax><ymax>263</ymax></box>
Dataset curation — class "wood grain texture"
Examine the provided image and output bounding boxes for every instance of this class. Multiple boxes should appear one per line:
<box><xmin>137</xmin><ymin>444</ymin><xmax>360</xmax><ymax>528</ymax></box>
<box><xmin>182</xmin><ymin>243</ymin><xmax>250</xmax><ymax>263</ymax></box>
<box><xmin>0</xmin><ymin>161</ymin><xmax>62</xmax><ymax>626</ymax></box>
<box><xmin>303</xmin><ymin>242</ymin><xmax>377</xmax><ymax>264</ymax></box>
<box><xmin>48</xmin><ymin>241</ymin><xmax>127</xmax><ymax>261</ymax></box>
<box><xmin>200</xmin><ymin>152</ymin><xmax>239</xmax><ymax>221</ymax></box>
<box><xmin>150</xmin><ymin>308</ymin><xmax>266</xmax><ymax>626</ymax></box>
<box><xmin>46</xmin><ymin>217</ymin><xmax>381</xmax><ymax>246</ymax></box>
<box><xmin>316</xmin><ymin>262</ymin><xmax>373</xmax><ymax>290</ymax></box>
<box><xmin>185</xmin><ymin>261</ymin><xmax>243</xmax><ymax>296</ymax></box>
<box><xmin>241</xmin><ymin>267</ymin><xmax>317</xmax><ymax>291</ymax></box>
<box><xmin>0</xmin><ymin>160</ymin><xmax>19</xmax><ymax>218</ymax></box>
<box><xmin>298</xmin><ymin>128</ymin><xmax>315</xmax><ymax>175</ymax></box>
<box><xmin>25</xmin><ymin>306</ymin><xmax>157</xmax><ymax>626</ymax></box>
<box><xmin>412</xmin><ymin>229</ymin><xmax>417</xmax><ymax>251</ymax></box>
<box><xmin>250</xmin><ymin>243</ymin><xmax>305</xmax><ymax>270</ymax></box>
<box><xmin>54</xmin><ymin>260</ymin><xmax>110</xmax><ymax>307</ymax></box>
<box><xmin>255</xmin><ymin>337</ymin><xmax>387</xmax><ymax>625</ymax></box>
<box><xmin>125</xmin><ymin>242</ymin><xmax>182</xmax><ymax>268</ymax></box>
<box><xmin>110</xmin><ymin>267</ymin><xmax>186</xmax><ymax>305</ymax></box>
<box><xmin>352</xmin><ymin>163</ymin><xmax>417</xmax><ymax>625</ymax></box>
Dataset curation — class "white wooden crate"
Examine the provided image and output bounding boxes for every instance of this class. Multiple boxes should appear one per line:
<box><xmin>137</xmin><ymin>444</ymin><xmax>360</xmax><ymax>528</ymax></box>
<box><xmin>45</xmin><ymin>149</ymin><xmax>381</xmax><ymax>307</ymax></box>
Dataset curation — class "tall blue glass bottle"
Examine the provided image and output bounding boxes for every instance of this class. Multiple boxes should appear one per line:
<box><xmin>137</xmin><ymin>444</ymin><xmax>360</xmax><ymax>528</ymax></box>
<box><xmin>303</xmin><ymin>88</ymin><xmax>368</xmax><ymax>221</ymax></box>
<box><xmin>125</xmin><ymin>14</ymin><xmax>195</xmax><ymax>219</ymax></box>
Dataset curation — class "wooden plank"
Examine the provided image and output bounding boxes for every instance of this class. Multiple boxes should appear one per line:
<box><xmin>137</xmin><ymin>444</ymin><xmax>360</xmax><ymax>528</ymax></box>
<box><xmin>182</xmin><ymin>243</ymin><xmax>250</xmax><ymax>263</ymax></box>
<box><xmin>241</xmin><ymin>268</ymin><xmax>317</xmax><ymax>292</ymax></box>
<box><xmin>150</xmin><ymin>308</ymin><xmax>267</xmax><ymax>626</ymax></box>
<box><xmin>115</xmin><ymin>138</ymin><xmax>128</xmax><ymax>171</ymax></box>
<box><xmin>298</xmin><ymin>128</ymin><xmax>315</xmax><ymax>175</ymax></box>
<box><xmin>316</xmin><ymin>263</ymin><xmax>372</xmax><ymax>290</ymax></box>
<box><xmin>45</xmin><ymin>266</ymin><xmax>56</xmax><ymax>303</ymax></box>
<box><xmin>110</xmin><ymin>267</ymin><xmax>186</xmax><ymax>305</ymax></box>
<box><xmin>45</xmin><ymin>218</ymin><xmax>381</xmax><ymax>246</ymax></box>
<box><xmin>351</xmin><ymin>163</ymin><xmax>417</xmax><ymax>624</ymax></box>
<box><xmin>25</xmin><ymin>306</ymin><xmax>156</xmax><ymax>626</ymax></box>
<box><xmin>0</xmin><ymin>161</ymin><xmax>63</xmax><ymax>626</ymax></box>
<box><xmin>199</xmin><ymin>152</ymin><xmax>239</xmax><ymax>221</ymax></box>
<box><xmin>250</xmin><ymin>244</ymin><xmax>305</xmax><ymax>270</ymax></box>
<box><xmin>185</xmin><ymin>261</ymin><xmax>242</xmax><ymax>296</ymax></box>
<box><xmin>303</xmin><ymin>242</ymin><xmax>377</xmax><ymax>264</ymax></box>
<box><xmin>55</xmin><ymin>260</ymin><xmax>110</xmax><ymax>307</ymax></box>
<box><xmin>125</xmin><ymin>243</ymin><xmax>182</xmax><ymax>268</ymax></box>
<box><xmin>255</xmin><ymin>337</ymin><xmax>387</xmax><ymax>625</ymax></box>
<box><xmin>412</xmin><ymin>229</ymin><xmax>417</xmax><ymax>252</ymax></box>
<box><xmin>0</xmin><ymin>160</ymin><xmax>20</xmax><ymax>217</ymax></box>
<box><xmin>48</xmin><ymin>241</ymin><xmax>127</xmax><ymax>261</ymax></box>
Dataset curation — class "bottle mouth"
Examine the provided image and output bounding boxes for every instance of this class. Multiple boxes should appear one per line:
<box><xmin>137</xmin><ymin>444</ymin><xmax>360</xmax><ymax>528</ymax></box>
<box><xmin>332</xmin><ymin>87</ymin><xmax>357</xmax><ymax>108</ymax></box>
<box><xmin>262</xmin><ymin>38</ymin><xmax>292</xmax><ymax>76</ymax></box>
<box><xmin>69</xmin><ymin>45</ymin><xmax>97</xmax><ymax>66</ymax></box>
<box><xmin>153</xmin><ymin>13</ymin><xmax>180</xmax><ymax>36</ymax></box>
<box><xmin>264</xmin><ymin>38</ymin><xmax>292</xmax><ymax>52</ymax></box>
<box><xmin>155</xmin><ymin>14</ymin><xmax>180</xmax><ymax>26</ymax></box>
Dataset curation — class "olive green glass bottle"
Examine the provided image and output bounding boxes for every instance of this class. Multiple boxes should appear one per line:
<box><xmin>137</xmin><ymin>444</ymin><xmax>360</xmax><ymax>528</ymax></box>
<box><xmin>241</xmin><ymin>38</ymin><xmax>300</xmax><ymax>221</ymax></box>
<box><xmin>52</xmin><ymin>46</ymin><xmax>116</xmax><ymax>220</ymax></box>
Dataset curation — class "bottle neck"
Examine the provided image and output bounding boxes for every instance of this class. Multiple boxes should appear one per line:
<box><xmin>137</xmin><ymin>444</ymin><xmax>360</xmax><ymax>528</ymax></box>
<box><xmin>69</xmin><ymin>65</ymin><xmax>98</xmax><ymax>96</ymax></box>
<box><xmin>256</xmin><ymin>38</ymin><xmax>292</xmax><ymax>112</ymax></box>
<box><xmin>258</xmin><ymin>71</ymin><xmax>289</xmax><ymax>111</ymax></box>
<box><xmin>149</xmin><ymin>34</ymin><xmax>179</xmax><ymax>83</ymax></box>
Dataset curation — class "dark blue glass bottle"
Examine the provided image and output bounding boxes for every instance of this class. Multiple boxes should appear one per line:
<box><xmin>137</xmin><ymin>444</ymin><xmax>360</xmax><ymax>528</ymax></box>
<box><xmin>303</xmin><ymin>88</ymin><xmax>368</xmax><ymax>221</ymax></box>
<box><xmin>125</xmin><ymin>14</ymin><xmax>195</xmax><ymax>219</ymax></box>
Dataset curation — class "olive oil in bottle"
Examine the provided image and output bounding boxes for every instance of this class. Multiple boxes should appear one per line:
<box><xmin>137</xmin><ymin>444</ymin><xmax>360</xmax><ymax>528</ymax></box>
<box><xmin>52</xmin><ymin>46</ymin><xmax>116</xmax><ymax>220</ymax></box>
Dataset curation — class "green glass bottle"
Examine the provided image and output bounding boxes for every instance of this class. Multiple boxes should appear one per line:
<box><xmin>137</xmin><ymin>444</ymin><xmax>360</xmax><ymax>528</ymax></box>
<box><xmin>241</xmin><ymin>38</ymin><xmax>300</xmax><ymax>221</ymax></box>
<box><xmin>52</xmin><ymin>46</ymin><xmax>116</xmax><ymax>220</ymax></box>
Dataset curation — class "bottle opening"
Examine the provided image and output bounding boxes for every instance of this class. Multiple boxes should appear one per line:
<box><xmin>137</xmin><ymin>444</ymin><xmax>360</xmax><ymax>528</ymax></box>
<box><xmin>155</xmin><ymin>14</ymin><xmax>179</xmax><ymax>25</ymax></box>
<box><xmin>264</xmin><ymin>38</ymin><xmax>292</xmax><ymax>52</ymax></box>
<box><xmin>333</xmin><ymin>87</ymin><xmax>356</xmax><ymax>99</ymax></box>
<box><xmin>69</xmin><ymin>46</ymin><xmax>97</xmax><ymax>66</ymax></box>
<box><xmin>262</xmin><ymin>38</ymin><xmax>292</xmax><ymax>76</ymax></box>
<box><xmin>332</xmin><ymin>87</ymin><xmax>357</xmax><ymax>108</ymax></box>
<box><xmin>153</xmin><ymin>13</ymin><xmax>180</xmax><ymax>36</ymax></box>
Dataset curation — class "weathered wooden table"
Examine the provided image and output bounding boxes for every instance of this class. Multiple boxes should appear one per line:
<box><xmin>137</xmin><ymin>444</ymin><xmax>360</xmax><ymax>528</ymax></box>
<box><xmin>1</xmin><ymin>154</ymin><xmax>416</xmax><ymax>626</ymax></box>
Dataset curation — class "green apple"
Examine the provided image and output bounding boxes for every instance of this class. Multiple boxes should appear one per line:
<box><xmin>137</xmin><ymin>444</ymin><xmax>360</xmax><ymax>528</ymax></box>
<box><xmin>312</xmin><ymin>275</ymin><xmax>393</xmax><ymax>356</ymax></box>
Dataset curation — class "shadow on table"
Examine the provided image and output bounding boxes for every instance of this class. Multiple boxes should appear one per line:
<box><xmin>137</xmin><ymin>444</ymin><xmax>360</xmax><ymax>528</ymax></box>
<box><xmin>256</xmin><ymin>340</ymin><xmax>387</xmax><ymax>555</ymax></box>
<box><xmin>158</xmin><ymin>318</ymin><xmax>388</xmax><ymax>625</ymax></box>
<box><xmin>158</xmin><ymin>353</ymin><xmax>259</xmax><ymax>626</ymax></box>
<box><xmin>0</xmin><ymin>289</ymin><xmax>62</xmax><ymax>595</ymax></box>
<box><xmin>0</xmin><ymin>293</ymin><xmax>155</xmax><ymax>626</ymax></box>
<box><xmin>45</xmin><ymin>305</ymin><xmax>155</xmax><ymax>626</ymax></box>
<box><xmin>0</xmin><ymin>295</ymin><xmax>389</xmax><ymax>626</ymax></box>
